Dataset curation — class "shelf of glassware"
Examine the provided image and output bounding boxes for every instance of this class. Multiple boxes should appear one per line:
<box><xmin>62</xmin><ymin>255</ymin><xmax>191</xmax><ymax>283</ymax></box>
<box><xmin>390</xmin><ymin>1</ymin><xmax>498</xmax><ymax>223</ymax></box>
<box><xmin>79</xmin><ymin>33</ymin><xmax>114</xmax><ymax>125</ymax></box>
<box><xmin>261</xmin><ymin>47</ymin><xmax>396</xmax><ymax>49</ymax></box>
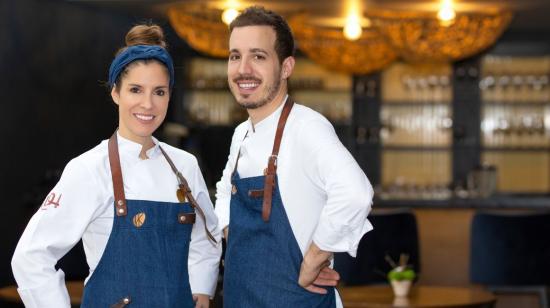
<box><xmin>380</xmin><ymin>62</ymin><xmax>453</xmax><ymax>148</ymax></box>
<box><xmin>377</xmin><ymin>62</ymin><xmax>454</xmax><ymax>199</ymax></box>
<box><xmin>479</xmin><ymin>55</ymin><xmax>550</xmax><ymax>193</ymax></box>
<box><xmin>183</xmin><ymin>57</ymin><xmax>353</xmax><ymax>127</ymax></box>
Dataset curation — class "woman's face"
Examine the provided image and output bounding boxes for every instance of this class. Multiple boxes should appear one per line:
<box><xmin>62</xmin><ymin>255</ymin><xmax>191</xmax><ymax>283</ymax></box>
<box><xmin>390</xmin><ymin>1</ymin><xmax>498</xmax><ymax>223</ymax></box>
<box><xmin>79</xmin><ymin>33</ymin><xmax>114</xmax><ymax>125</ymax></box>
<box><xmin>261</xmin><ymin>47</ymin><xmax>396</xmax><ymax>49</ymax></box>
<box><xmin>111</xmin><ymin>61</ymin><xmax>170</xmax><ymax>145</ymax></box>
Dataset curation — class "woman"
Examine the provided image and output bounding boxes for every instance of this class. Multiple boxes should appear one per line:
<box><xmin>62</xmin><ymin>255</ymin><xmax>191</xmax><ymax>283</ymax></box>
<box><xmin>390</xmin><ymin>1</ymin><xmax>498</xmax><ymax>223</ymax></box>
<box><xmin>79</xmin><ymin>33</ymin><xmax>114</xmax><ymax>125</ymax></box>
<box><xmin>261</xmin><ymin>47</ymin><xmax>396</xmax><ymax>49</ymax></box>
<box><xmin>11</xmin><ymin>24</ymin><xmax>221</xmax><ymax>308</ymax></box>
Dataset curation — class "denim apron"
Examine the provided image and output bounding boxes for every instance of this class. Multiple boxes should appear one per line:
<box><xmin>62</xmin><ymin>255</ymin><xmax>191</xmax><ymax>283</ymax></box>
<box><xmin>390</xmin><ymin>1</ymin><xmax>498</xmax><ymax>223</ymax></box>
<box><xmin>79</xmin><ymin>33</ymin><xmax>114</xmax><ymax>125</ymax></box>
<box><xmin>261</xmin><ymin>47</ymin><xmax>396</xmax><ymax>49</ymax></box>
<box><xmin>81</xmin><ymin>133</ymin><xmax>198</xmax><ymax>308</ymax></box>
<box><xmin>223</xmin><ymin>99</ymin><xmax>336</xmax><ymax>308</ymax></box>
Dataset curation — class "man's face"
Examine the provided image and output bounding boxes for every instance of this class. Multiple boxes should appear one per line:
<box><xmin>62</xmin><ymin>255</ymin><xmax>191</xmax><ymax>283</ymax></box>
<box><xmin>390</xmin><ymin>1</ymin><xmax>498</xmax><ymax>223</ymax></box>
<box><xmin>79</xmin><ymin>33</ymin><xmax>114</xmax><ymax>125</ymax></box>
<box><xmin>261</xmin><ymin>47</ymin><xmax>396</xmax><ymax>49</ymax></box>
<box><xmin>228</xmin><ymin>25</ymin><xmax>283</xmax><ymax>109</ymax></box>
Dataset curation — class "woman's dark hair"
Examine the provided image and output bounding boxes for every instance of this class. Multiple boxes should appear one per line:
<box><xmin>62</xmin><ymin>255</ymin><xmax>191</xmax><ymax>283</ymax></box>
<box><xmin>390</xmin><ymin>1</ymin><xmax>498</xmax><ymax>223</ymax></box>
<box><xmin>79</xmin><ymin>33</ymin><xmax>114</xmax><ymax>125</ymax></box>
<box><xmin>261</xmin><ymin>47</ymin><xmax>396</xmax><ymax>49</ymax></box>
<box><xmin>229</xmin><ymin>6</ymin><xmax>295</xmax><ymax>63</ymax></box>
<box><xmin>113</xmin><ymin>24</ymin><xmax>168</xmax><ymax>91</ymax></box>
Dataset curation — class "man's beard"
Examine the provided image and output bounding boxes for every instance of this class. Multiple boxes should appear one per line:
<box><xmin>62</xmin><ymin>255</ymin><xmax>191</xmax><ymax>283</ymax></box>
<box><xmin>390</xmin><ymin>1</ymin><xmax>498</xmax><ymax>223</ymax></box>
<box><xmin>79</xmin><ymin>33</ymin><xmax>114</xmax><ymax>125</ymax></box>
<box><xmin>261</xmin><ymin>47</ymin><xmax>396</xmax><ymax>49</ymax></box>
<box><xmin>231</xmin><ymin>74</ymin><xmax>282</xmax><ymax>110</ymax></box>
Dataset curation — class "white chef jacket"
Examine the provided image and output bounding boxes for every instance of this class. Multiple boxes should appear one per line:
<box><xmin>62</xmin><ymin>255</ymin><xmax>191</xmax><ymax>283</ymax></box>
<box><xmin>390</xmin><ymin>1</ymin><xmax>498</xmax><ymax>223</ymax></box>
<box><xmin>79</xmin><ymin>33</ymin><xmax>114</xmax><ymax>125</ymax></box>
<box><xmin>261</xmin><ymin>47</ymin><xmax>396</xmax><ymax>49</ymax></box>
<box><xmin>12</xmin><ymin>133</ymin><xmax>222</xmax><ymax>308</ymax></box>
<box><xmin>215</xmin><ymin>97</ymin><xmax>374</xmax><ymax>307</ymax></box>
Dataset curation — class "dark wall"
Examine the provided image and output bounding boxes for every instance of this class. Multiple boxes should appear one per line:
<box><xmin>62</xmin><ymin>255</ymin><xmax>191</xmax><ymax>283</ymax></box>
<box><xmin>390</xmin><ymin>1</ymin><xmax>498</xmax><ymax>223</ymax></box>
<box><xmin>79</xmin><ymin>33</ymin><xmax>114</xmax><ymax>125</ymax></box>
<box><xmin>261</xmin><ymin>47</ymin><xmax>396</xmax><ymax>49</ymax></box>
<box><xmin>0</xmin><ymin>0</ymin><xmax>191</xmax><ymax>287</ymax></box>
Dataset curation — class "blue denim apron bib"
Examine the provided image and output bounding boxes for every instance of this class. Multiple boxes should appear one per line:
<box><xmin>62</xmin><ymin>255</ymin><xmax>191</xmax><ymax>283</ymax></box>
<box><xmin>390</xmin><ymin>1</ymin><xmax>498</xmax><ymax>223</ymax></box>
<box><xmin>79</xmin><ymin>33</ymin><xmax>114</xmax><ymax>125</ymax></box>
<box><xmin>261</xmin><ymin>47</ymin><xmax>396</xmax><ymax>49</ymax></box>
<box><xmin>81</xmin><ymin>133</ymin><xmax>198</xmax><ymax>308</ymax></box>
<box><xmin>223</xmin><ymin>99</ymin><xmax>336</xmax><ymax>307</ymax></box>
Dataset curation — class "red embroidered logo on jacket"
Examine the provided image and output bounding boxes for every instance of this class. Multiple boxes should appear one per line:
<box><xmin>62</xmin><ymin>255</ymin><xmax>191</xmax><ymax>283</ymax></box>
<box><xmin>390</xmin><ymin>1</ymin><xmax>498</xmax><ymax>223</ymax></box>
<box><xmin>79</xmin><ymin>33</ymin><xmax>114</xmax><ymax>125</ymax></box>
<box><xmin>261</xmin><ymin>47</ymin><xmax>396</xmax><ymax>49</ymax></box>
<box><xmin>41</xmin><ymin>192</ymin><xmax>62</xmax><ymax>210</ymax></box>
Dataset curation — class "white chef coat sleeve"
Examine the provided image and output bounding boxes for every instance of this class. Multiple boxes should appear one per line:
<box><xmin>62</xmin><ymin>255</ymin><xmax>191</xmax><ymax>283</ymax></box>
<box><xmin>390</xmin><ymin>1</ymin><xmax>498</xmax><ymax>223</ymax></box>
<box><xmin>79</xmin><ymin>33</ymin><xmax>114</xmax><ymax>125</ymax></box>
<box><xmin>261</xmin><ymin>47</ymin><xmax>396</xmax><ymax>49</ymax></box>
<box><xmin>11</xmin><ymin>158</ymin><xmax>103</xmax><ymax>308</ymax></box>
<box><xmin>214</xmin><ymin>128</ymin><xmax>243</xmax><ymax>234</ymax></box>
<box><xmin>299</xmin><ymin>118</ymin><xmax>374</xmax><ymax>257</ymax></box>
<box><xmin>188</xmin><ymin>157</ymin><xmax>222</xmax><ymax>297</ymax></box>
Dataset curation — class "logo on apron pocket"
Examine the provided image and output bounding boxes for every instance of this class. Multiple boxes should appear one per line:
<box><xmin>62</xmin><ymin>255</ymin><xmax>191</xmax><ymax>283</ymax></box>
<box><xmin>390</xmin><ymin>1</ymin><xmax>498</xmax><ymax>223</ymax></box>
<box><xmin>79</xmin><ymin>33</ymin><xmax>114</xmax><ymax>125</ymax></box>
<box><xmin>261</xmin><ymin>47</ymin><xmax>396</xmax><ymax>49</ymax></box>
<box><xmin>132</xmin><ymin>212</ymin><xmax>146</xmax><ymax>228</ymax></box>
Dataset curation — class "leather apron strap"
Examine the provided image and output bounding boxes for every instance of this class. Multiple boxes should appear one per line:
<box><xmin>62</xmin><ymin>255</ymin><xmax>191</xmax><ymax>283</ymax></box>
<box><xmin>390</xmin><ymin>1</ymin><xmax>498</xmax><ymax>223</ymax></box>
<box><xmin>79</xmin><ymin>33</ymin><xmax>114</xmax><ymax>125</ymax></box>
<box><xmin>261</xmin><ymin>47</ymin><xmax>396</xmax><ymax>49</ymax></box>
<box><xmin>108</xmin><ymin>133</ymin><xmax>216</xmax><ymax>246</ymax></box>
<box><xmin>262</xmin><ymin>97</ymin><xmax>294</xmax><ymax>221</ymax></box>
<box><xmin>229</xmin><ymin>97</ymin><xmax>294</xmax><ymax>222</ymax></box>
<box><xmin>108</xmin><ymin>132</ymin><xmax>128</xmax><ymax>217</ymax></box>
<box><xmin>158</xmin><ymin>146</ymin><xmax>217</xmax><ymax>244</ymax></box>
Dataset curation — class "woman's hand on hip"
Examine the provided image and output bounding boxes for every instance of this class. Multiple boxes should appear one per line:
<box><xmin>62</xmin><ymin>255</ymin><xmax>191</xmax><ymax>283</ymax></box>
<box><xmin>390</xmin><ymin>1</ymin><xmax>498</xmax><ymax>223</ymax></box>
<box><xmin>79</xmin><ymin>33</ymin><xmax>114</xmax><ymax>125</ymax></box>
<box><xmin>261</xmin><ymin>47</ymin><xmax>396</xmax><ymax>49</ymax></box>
<box><xmin>193</xmin><ymin>294</ymin><xmax>210</xmax><ymax>308</ymax></box>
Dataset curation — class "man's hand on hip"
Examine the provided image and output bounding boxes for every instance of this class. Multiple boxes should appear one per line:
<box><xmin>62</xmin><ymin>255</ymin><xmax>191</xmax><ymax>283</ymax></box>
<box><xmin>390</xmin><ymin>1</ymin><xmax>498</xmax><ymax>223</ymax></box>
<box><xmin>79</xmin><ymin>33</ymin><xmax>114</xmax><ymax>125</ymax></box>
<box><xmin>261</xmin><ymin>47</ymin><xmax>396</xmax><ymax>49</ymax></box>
<box><xmin>298</xmin><ymin>242</ymin><xmax>340</xmax><ymax>294</ymax></box>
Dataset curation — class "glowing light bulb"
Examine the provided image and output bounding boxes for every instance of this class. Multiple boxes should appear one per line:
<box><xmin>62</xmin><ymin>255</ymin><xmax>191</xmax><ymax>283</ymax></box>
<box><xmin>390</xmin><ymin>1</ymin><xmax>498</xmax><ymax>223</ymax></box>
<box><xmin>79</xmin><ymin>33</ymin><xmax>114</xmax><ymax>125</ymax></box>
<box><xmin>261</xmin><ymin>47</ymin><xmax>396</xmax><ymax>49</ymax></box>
<box><xmin>437</xmin><ymin>0</ymin><xmax>456</xmax><ymax>27</ymax></box>
<box><xmin>222</xmin><ymin>8</ymin><xmax>239</xmax><ymax>25</ymax></box>
<box><xmin>343</xmin><ymin>15</ymin><xmax>362</xmax><ymax>41</ymax></box>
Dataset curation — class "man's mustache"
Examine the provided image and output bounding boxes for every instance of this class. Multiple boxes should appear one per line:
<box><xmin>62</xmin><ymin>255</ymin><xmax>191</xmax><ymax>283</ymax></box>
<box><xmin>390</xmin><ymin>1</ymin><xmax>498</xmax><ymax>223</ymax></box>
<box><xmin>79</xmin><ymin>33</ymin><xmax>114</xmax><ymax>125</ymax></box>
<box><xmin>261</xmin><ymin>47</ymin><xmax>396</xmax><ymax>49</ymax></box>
<box><xmin>232</xmin><ymin>75</ymin><xmax>262</xmax><ymax>83</ymax></box>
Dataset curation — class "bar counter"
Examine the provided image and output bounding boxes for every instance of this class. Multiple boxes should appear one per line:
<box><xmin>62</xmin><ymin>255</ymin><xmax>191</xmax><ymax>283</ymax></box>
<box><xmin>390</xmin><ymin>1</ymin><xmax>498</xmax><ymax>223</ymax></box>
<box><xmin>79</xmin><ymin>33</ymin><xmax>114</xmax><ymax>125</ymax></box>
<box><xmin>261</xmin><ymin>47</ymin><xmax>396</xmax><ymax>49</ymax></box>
<box><xmin>375</xmin><ymin>194</ymin><xmax>550</xmax><ymax>209</ymax></box>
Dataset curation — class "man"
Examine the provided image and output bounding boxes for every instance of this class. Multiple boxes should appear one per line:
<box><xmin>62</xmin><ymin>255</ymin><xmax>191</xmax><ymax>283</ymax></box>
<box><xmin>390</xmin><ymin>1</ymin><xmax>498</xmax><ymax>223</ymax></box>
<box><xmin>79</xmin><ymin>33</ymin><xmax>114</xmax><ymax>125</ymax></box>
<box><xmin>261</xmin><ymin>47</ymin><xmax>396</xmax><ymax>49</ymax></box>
<box><xmin>215</xmin><ymin>6</ymin><xmax>373</xmax><ymax>307</ymax></box>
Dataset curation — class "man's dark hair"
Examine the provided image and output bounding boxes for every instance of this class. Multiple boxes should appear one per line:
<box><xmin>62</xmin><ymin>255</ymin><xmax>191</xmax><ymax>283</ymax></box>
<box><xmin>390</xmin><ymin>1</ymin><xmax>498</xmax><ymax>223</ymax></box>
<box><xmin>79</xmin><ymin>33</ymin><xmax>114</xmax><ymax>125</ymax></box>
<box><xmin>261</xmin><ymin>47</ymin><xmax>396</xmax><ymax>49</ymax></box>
<box><xmin>229</xmin><ymin>6</ymin><xmax>295</xmax><ymax>63</ymax></box>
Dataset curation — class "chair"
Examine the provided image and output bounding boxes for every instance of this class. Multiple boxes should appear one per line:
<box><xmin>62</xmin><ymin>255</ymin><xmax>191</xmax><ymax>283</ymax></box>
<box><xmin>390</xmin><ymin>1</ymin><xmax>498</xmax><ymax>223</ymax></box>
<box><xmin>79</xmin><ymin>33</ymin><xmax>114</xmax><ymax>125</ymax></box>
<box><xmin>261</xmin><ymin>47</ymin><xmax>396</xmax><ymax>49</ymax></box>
<box><xmin>334</xmin><ymin>209</ymin><xmax>420</xmax><ymax>285</ymax></box>
<box><xmin>470</xmin><ymin>211</ymin><xmax>550</xmax><ymax>308</ymax></box>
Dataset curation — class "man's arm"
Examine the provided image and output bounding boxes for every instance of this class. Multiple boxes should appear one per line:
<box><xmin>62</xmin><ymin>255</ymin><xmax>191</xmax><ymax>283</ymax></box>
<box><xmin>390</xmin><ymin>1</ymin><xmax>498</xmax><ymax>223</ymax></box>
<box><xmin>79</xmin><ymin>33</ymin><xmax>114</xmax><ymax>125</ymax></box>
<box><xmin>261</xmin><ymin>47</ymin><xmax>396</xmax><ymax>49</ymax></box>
<box><xmin>299</xmin><ymin>117</ymin><xmax>374</xmax><ymax>256</ymax></box>
<box><xmin>296</xmin><ymin>117</ymin><xmax>374</xmax><ymax>292</ymax></box>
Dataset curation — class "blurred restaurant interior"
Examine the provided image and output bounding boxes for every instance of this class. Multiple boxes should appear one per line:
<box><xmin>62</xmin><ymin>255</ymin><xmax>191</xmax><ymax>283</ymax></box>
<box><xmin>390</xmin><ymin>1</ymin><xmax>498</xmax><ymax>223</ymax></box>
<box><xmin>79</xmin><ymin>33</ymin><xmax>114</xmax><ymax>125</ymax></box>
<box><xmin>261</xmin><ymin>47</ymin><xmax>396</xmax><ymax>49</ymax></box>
<box><xmin>2</xmin><ymin>0</ymin><xmax>550</xmax><ymax>307</ymax></box>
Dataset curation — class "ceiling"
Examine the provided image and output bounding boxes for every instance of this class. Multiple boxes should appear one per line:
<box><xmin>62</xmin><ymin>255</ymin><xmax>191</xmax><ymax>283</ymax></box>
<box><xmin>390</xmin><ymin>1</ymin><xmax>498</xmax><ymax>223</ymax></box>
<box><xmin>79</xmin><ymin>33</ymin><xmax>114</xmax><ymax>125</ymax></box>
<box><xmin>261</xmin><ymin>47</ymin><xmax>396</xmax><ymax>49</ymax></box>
<box><xmin>67</xmin><ymin>0</ymin><xmax>550</xmax><ymax>32</ymax></box>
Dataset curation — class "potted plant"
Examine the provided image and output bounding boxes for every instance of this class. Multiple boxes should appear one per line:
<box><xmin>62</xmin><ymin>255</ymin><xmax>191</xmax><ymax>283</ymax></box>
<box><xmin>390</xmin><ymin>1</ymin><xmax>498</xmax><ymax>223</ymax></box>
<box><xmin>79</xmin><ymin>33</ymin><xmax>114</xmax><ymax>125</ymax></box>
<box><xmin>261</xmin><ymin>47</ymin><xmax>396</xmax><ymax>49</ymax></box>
<box><xmin>386</xmin><ymin>254</ymin><xmax>416</xmax><ymax>297</ymax></box>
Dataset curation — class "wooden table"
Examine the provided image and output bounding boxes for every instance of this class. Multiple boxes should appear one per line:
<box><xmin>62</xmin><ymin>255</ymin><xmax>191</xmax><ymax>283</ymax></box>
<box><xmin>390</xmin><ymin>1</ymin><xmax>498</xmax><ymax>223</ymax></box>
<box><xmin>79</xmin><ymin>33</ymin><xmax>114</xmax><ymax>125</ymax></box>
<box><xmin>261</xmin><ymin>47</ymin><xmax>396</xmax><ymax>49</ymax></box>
<box><xmin>339</xmin><ymin>285</ymin><xmax>496</xmax><ymax>308</ymax></box>
<box><xmin>0</xmin><ymin>280</ymin><xmax>83</xmax><ymax>305</ymax></box>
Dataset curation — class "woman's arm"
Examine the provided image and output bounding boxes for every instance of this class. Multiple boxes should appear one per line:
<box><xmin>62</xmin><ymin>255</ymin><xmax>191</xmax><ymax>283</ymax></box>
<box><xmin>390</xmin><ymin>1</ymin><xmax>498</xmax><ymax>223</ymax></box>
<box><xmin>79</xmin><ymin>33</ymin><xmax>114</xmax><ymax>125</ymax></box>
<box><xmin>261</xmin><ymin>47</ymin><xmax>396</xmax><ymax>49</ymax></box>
<box><xmin>12</xmin><ymin>159</ymin><xmax>102</xmax><ymax>308</ymax></box>
<box><xmin>188</xmin><ymin>157</ymin><xmax>222</xmax><ymax>303</ymax></box>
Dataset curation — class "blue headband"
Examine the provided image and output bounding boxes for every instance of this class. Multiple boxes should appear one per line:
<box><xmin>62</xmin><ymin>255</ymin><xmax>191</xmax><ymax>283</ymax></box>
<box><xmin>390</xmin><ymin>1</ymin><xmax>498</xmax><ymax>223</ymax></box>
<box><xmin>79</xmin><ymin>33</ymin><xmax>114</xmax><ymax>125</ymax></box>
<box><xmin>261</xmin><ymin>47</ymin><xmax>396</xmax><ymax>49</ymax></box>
<box><xmin>108</xmin><ymin>45</ymin><xmax>175</xmax><ymax>89</ymax></box>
